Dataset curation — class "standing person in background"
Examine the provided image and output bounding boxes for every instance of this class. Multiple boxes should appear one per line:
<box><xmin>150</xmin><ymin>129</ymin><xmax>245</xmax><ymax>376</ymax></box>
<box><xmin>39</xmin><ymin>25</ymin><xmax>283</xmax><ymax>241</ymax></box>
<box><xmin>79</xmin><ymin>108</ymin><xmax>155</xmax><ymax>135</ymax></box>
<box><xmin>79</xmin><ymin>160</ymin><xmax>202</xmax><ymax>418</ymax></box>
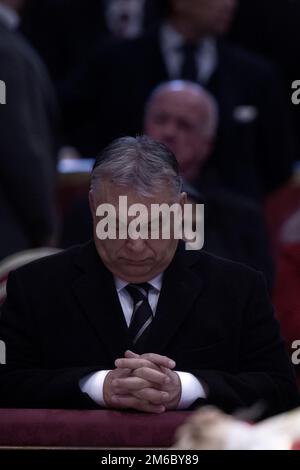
<box><xmin>63</xmin><ymin>0</ymin><xmax>294</xmax><ymax>202</ymax></box>
<box><xmin>0</xmin><ymin>0</ymin><xmax>59</xmax><ymax>260</ymax></box>
<box><xmin>60</xmin><ymin>81</ymin><xmax>275</xmax><ymax>289</ymax></box>
<box><xmin>227</xmin><ymin>0</ymin><xmax>300</xmax><ymax>161</ymax></box>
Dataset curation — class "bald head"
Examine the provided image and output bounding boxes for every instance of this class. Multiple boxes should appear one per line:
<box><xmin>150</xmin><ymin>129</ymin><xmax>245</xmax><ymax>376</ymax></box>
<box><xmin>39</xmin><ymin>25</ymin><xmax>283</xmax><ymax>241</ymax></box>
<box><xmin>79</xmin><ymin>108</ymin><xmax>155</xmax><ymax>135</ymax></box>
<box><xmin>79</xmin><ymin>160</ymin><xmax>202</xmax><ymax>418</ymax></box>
<box><xmin>144</xmin><ymin>81</ymin><xmax>218</xmax><ymax>182</ymax></box>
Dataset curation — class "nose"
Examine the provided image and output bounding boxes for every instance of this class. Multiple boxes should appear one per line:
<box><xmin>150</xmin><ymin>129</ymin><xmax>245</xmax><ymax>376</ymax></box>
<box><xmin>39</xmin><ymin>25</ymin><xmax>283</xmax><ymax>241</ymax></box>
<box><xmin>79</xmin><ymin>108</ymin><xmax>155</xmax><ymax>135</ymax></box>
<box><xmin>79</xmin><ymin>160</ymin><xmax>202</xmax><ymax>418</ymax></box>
<box><xmin>159</xmin><ymin>121</ymin><xmax>178</xmax><ymax>147</ymax></box>
<box><xmin>126</xmin><ymin>236</ymin><xmax>147</xmax><ymax>254</ymax></box>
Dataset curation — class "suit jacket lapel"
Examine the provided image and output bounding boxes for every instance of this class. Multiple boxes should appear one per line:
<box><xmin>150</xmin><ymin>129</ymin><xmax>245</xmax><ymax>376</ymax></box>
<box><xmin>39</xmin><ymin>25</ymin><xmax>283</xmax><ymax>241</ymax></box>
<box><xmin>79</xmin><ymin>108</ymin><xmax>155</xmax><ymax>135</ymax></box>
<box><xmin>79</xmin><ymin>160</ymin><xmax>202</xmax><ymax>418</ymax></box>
<box><xmin>72</xmin><ymin>242</ymin><xmax>131</xmax><ymax>361</ymax></box>
<box><xmin>141</xmin><ymin>28</ymin><xmax>169</xmax><ymax>86</ymax></box>
<box><xmin>71</xmin><ymin>241</ymin><xmax>205</xmax><ymax>358</ymax></box>
<box><xmin>143</xmin><ymin>245</ymin><xmax>204</xmax><ymax>354</ymax></box>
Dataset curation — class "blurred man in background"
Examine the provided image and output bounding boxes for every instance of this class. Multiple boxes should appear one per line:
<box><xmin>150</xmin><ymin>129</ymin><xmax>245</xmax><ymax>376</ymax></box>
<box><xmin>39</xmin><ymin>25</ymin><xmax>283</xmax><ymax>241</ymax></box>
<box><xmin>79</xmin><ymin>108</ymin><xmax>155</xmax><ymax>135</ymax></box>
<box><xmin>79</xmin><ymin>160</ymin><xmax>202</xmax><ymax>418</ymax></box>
<box><xmin>144</xmin><ymin>80</ymin><xmax>274</xmax><ymax>287</ymax></box>
<box><xmin>144</xmin><ymin>81</ymin><xmax>218</xmax><ymax>184</ymax></box>
<box><xmin>228</xmin><ymin>0</ymin><xmax>300</xmax><ymax>161</ymax></box>
<box><xmin>0</xmin><ymin>0</ymin><xmax>59</xmax><ymax>260</ymax></box>
<box><xmin>62</xmin><ymin>0</ymin><xmax>294</xmax><ymax>202</ymax></box>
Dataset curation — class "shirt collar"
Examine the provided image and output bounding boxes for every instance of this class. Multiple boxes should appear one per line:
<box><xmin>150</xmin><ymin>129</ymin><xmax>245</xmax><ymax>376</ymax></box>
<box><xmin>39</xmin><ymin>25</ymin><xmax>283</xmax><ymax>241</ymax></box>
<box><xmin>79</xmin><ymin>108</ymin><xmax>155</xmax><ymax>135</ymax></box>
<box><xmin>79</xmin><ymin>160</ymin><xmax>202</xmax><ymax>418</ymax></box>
<box><xmin>114</xmin><ymin>273</ymin><xmax>163</xmax><ymax>294</ymax></box>
<box><xmin>0</xmin><ymin>3</ymin><xmax>20</xmax><ymax>30</ymax></box>
<box><xmin>160</xmin><ymin>21</ymin><xmax>185</xmax><ymax>53</ymax></box>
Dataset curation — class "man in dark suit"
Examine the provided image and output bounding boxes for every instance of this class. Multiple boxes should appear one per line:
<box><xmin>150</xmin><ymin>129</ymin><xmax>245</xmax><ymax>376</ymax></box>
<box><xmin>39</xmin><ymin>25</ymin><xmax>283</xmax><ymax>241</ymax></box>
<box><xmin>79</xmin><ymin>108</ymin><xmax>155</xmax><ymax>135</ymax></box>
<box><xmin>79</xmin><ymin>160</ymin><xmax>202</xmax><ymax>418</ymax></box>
<box><xmin>273</xmin><ymin>208</ymin><xmax>300</xmax><ymax>374</ymax></box>
<box><xmin>0</xmin><ymin>0</ymin><xmax>59</xmax><ymax>260</ymax></box>
<box><xmin>227</xmin><ymin>0</ymin><xmax>300</xmax><ymax>162</ymax></box>
<box><xmin>69</xmin><ymin>0</ymin><xmax>294</xmax><ymax>202</ymax></box>
<box><xmin>0</xmin><ymin>135</ymin><xmax>298</xmax><ymax>416</ymax></box>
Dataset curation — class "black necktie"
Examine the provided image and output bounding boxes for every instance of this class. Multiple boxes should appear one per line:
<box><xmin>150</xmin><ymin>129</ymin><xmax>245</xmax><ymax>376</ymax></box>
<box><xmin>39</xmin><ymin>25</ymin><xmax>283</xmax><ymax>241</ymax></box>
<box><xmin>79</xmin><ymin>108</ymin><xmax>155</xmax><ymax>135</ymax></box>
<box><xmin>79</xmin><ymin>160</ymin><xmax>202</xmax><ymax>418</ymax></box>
<box><xmin>180</xmin><ymin>42</ymin><xmax>198</xmax><ymax>82</ymax></box>
<box><xmin>125</xmin><ymin>283</ymin><xmax>153</xmax><ymax>350</ymax></box>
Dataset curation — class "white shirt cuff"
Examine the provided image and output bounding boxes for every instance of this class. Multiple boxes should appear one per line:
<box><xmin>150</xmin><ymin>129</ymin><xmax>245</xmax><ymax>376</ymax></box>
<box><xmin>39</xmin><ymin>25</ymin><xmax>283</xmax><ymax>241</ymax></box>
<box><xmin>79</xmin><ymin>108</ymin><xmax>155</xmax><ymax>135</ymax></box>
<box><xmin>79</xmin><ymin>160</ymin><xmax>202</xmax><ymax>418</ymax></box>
<box><xmin>79</xmin><ymin>370</ymin><xmax>111</xmax><ymax>407</ymax></box>
<box><xmin>79</xmin><ymin>370</ymin><xmax>206</xmax><ymax>410</ymax></box>
<box><xmin>176</xmin><ymin>371</ymin><xmax>206</xmax><ymax>410</ymax></box>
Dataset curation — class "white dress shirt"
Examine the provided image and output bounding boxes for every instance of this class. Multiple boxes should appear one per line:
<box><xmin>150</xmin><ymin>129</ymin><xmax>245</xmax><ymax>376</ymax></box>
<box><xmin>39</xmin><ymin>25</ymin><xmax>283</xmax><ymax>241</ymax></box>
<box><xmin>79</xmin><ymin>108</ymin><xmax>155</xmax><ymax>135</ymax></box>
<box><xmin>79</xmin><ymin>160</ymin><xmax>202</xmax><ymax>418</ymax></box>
<box><xmin>160</xmin><ymin>22</ymin><xmax>217</xmax><ymax>84</ymax></box>
<box><xmin>80</xmin><ymin>273</ymin><xmax>206</xmax><ymax>409</ymax></box>
<box><xmin>0</xmin><ymin>3</ymin><xmax>20</xmax><ymax>30</ymax></box>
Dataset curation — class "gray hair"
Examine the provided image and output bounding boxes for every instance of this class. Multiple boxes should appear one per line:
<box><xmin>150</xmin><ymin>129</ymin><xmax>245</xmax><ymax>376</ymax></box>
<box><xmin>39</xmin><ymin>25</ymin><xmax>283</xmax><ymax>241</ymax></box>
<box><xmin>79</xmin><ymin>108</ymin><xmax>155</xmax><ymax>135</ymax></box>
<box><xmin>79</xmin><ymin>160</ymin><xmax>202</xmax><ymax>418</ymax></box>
<box><xmin>91</xmin><ymin>135</ymin><xmax>182</xmax><ymax>198</ymax></box>
<box><xmin>145</xmin><ymin>80</ymin><xmax>219</xmax><ymax>138</ymax></box>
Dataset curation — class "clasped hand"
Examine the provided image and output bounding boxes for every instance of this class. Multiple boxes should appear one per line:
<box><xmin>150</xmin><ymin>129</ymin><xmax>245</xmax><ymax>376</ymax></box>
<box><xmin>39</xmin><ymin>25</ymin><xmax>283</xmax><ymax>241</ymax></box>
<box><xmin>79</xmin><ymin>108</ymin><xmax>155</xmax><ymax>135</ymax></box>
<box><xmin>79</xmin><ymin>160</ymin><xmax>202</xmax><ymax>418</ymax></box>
<box><xmin>103</xmin><ymin>350</ymin><xmax>181</xmax><ymax>413</ymax></box>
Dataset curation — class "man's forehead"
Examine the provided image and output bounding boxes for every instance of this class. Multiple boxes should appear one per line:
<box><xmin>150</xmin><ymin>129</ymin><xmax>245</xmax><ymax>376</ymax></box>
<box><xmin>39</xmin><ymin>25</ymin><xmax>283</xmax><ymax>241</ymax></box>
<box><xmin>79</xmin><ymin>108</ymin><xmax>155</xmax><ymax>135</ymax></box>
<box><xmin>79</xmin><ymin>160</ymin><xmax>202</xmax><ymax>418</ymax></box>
<box><xmin>93</xmin><ymin>181</ymin><xmax>178</xmax><ymax>205</ymax></box>
<box><xmin>150</xmin><ymin>91</ymin><xmax>206</xmax><ymax>119</ymax></box>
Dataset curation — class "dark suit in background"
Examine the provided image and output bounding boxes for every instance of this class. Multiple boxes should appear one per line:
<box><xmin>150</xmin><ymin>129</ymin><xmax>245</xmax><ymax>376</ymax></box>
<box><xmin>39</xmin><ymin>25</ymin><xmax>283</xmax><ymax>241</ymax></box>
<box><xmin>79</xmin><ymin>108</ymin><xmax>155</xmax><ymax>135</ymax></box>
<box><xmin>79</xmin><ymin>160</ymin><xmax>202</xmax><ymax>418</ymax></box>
<box><xmin>21</xmin><ymin>0</ymin><xmax>164</xmax><ymax>84</ymax></box>
<box><xmin>0</xmin><ymin>19</ymin><xmax>59</xmax><ymax>260</ymax></box>
<box><xmin>21</xmin><ymin>0</ymin><xmax>108</xmax><ymax>86</ymax></box>
<box><xmin>65</xmin><ymin>28</ymin><xmax>293</xmax><ymax>201</ymax></box>
<box><xmin>0</xmin><ymin>241</ymin><xmax>297</xmax><ymax>416</ymax></box>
